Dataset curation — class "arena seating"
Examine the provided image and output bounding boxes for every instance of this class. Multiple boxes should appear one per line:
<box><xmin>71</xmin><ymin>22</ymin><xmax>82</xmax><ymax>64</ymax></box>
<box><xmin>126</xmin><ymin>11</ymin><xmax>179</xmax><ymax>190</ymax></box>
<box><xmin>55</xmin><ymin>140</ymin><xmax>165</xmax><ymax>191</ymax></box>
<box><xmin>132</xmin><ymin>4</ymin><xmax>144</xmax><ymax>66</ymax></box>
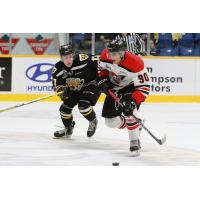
<box><xmin>157</xmin><ymin>33</ymin><xmax>173</xmax><ymax>48</ymax></box>
<box><xmin>178</xmin><ymin>33</ymin><xmax>194</xmax><ymax>47</ymax></box>
<box><xmin>156</xmin><ymin>33</ymin><xmax>200</xmax><ymax>56</ymax></box>
<box><xmin>179</xmin><ymin>47</ymin><xmax>195</xmax><ymax>56</ymax></box>
<box><xmin>159</xmin><ymin>48</ymin><xmax>178</xmax><ymax>56</ymax></box>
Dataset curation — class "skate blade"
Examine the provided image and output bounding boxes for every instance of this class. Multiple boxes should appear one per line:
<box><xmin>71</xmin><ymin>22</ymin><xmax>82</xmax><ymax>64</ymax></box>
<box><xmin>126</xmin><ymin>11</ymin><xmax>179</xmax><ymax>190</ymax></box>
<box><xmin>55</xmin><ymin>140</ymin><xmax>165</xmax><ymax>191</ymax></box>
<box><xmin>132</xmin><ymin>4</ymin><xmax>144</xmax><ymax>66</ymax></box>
<box><xmin>53</xmin><ymin>135</ymin><xmax>72</xmax><ymax>140</ymax></box>
<box><xmin>87</xmin><ymin>136</ymin><xmax>94</xmax><ymax>142</ymax></box>
<box><xmin>130</xmin><ymin>150</ymin><xmax>141</xmax><ymax>157</ymax></box>
<box><xmin>53</xmin><ymin>136</ymin><xmax>64</xmax><ymax>139</ymax></box>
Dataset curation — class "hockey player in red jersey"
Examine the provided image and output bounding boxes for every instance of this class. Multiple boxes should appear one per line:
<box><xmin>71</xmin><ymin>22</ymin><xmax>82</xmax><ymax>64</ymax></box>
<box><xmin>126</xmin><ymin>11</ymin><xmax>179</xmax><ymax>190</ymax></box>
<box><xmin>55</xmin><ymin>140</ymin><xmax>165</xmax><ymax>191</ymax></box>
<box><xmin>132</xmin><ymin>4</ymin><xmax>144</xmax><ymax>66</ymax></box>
<box><xmin>96</xmin><ymin>39</ymin><xmax>150</xmax><ymax>153</ymax></box>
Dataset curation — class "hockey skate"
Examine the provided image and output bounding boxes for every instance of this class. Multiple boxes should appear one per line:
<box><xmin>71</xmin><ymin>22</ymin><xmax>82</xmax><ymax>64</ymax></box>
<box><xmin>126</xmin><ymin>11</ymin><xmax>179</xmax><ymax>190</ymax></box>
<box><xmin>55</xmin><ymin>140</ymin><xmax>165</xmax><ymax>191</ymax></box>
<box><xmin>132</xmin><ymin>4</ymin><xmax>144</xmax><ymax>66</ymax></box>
<box><xmin>54</xmin><ymin>121</ymin><xmax>75</xmax><ymax>139</ymax></box>
<box><xmin>130</xmin><ymin>139</ymin><xmax>141</xmax><ymax>156</ymax></box>
<box><xmin>87</xmin><ymin>118</ymin><xmax>98</xmax><ymax>138</ymax></box>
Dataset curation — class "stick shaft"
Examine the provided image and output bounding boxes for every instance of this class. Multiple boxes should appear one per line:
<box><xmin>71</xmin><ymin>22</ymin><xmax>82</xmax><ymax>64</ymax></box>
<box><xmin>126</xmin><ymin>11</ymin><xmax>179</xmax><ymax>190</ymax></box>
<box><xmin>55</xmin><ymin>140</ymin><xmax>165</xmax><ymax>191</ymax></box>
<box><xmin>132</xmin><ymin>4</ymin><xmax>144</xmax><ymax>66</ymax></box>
<box><xmin>0</xmin><ymin>91</ymin><xmax>62</xmax><ymax>113</ymax></box>
<box><xmin>108</xmin><ymin>89</ymin><xmax>165</xmax><ymax>145</ymax></box>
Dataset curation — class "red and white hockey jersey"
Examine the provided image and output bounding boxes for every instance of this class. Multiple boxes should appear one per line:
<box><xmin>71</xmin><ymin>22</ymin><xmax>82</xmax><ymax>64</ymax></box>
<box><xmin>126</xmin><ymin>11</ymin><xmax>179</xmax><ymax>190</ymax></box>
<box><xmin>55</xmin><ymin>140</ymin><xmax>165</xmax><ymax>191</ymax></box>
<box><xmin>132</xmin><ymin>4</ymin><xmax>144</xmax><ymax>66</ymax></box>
<box><xmin>98</xmin><ymin>48</ymin><xmax>150</xmax><ymax>105</ymax></box>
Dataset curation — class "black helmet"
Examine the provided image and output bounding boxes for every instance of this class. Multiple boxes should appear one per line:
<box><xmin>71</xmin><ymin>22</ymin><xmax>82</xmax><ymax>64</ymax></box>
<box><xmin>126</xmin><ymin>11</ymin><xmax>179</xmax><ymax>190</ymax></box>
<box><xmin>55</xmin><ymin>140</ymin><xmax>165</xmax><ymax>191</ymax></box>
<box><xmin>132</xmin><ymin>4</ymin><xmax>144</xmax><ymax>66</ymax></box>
<box><xmin>59</xmin><ymin>44</ymin><xmax>73</xmax><ymax>56</ymax></box>
<box><xmin>107</xmin><ymin>39</ymin><xmax>127</xmax><ymax>52</ymax></box>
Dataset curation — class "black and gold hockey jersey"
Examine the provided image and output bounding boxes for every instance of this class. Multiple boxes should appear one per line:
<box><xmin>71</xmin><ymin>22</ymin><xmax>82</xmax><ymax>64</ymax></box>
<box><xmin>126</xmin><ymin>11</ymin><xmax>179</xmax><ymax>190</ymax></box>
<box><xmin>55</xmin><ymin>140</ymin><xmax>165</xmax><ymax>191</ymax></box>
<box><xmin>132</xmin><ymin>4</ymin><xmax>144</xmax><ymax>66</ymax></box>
<box><xmin>52</xmin><ymin>54</ymin><xmax>99</xmax><ymax>91</ymax></box>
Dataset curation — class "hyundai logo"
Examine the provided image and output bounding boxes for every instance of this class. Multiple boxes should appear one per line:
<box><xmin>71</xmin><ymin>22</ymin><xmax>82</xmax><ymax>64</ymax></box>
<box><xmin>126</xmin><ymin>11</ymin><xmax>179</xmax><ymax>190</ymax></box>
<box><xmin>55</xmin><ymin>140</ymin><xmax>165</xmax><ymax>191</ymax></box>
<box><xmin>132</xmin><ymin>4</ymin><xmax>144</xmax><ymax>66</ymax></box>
<box><xmin>25</xmin><ymin>63</ymin><xmax>54</xmax><ymax>82</ymax></box>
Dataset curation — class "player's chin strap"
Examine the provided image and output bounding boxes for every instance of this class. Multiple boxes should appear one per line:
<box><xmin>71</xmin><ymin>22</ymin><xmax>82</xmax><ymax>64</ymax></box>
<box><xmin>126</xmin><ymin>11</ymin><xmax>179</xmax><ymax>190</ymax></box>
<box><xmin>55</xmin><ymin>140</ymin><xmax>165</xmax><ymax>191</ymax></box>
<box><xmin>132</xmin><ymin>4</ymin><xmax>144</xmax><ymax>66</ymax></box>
<box><xmin>0</xmin><ymin>91</ymin><xmax>63</xmax><ymax>113</ymax></box>
<box><xmin>108</xmin><ymin>89</ymin><xmax>166</xmax><ymax>145</ymax></box>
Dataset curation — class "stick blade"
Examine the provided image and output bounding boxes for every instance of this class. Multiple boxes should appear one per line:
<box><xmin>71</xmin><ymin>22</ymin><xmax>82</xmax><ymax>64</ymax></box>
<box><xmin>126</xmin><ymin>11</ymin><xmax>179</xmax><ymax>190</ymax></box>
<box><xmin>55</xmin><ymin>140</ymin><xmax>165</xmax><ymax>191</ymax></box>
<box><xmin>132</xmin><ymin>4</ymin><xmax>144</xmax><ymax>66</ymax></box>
<box><xmin>158</xmin><ymin>134</ymin><xmax>167</xmax><ymax>145</ymax></box>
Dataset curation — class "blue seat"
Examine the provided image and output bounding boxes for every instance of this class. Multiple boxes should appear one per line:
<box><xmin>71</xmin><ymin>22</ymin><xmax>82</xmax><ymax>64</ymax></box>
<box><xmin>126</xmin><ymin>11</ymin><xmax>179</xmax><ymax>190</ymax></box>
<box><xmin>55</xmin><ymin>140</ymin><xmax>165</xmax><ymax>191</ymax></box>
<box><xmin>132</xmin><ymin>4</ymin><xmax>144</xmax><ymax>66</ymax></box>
<box><xmin>194</xmin><ymin>47</ymin><xmax>200</xmax><ymax>56</ymax></box>
<box><xmin>178</xmin><ymin>33</ymin><xmax>194</xmax><ymax>47</ymax></box>
<box><xmin>158</xmin><ymin>33</ymin><xmax>172</xmax><ymax>40</ymax></box>
<box><xmin>179</xmin><ymin>47</ymin><xmax>195</xmax><ymax>56</ymax></box>
<box><xmin>157</xmin><ymin>33</ymin><xmax>173</xmax><ymax>48</ymax></box>
<box><xmin>194</xmin><ymin>33</ymin><xmax>200</xmax><ymax>41</ymax></box>
<box><xmin>72</xmin><ymin>33</ymin><xmax>84</xmax><ymax>44</ymax></box>
<box><xmin>194</xmin><ymin>33</ymin><xmax>200</xmax><ymax>47</ymax></box>
<box><xmin>159</xmin><ymin>48</ymin><xmax>178</xmax><ymax>56</ymax></box>
<box><xmin>72</xmin><ymin>33</ymin><xmax>84</xmax><ymax>40</ymax></box>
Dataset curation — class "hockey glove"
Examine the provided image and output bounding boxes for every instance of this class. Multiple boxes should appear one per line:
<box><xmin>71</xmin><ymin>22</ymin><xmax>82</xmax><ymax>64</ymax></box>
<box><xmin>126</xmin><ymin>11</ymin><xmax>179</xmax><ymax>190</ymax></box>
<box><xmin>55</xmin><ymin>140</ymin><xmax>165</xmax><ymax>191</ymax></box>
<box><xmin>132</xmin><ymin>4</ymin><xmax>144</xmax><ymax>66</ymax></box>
<box><xmin>62</xmin><ymin>87</ymin><xmax>73</xmax><ymax>100</ymax></box>
<box><xmin>122</xmin><ymin>95</ymin><xmax>136</xmax><ymax>116</ymax></box>
<box><xmin>55</xmin><ymin>86</ymin><xmax>73</xmax><ymax>101</ymax></box>
<box><xmin>96</xmin><ymin>76</ymin><xmax>113</xmax><ymax>95</ymax></box>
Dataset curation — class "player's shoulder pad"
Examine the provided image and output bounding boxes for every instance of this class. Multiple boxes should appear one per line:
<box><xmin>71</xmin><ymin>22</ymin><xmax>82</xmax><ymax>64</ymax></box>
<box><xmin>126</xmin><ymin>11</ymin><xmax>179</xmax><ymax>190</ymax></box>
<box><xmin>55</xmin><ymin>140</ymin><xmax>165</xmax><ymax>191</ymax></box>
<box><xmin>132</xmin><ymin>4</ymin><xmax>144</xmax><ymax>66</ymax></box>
<box><xmin>100</xmin><ymin>48</ymin><xmax>108</xmax><ymax>60</ymax></box>
<box><xmin>52</xmin><ymin>61</ymin><xmax>63</xmax><ymax>74</ymax></box>
<box><xmin>100</xmin><ymin>48</ymin><xmax>112</xmax><ymax>63</ymax></box>
<box><xmin>120</xmin><ymin>51</ymin><xmax>144</xmax><ymax>73</ymax></box>
<box><xmin>76</xmin><ymin>53</ymin><xmax>90</xmax><ymax>62</ymax></box>
<box><xmin>91</xmin><ymin>55</ymin><xmax>100</xmax><ymax>61</ymax></box>
<box><xmin>75</xmin><ymin>53</ymin><xmax>100</xmax><ymax>63</ymax></box>
<box><xmin>54</xmin><ymin>60</ymin><xmax>63</xmax><ymax>67</ymax></box>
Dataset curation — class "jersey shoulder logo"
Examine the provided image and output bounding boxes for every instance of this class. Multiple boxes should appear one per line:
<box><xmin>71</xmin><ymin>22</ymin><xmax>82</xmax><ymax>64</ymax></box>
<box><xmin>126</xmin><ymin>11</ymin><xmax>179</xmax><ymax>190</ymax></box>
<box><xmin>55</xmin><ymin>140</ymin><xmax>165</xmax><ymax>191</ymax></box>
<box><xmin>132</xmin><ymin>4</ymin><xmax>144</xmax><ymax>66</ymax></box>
<box><xmin>91</xmin><ymin>55</ymin><xmax>100</xmax><ymax>61</ymax></box>
<box><xmin>51</xmin><ymin>66</ymin><xmax>57</xmax><ymax>74</ymax></box>
<box><xmin>79</xmin><ymin>54</ymin><xmax>89</xmax><ymax>61</ymax></box>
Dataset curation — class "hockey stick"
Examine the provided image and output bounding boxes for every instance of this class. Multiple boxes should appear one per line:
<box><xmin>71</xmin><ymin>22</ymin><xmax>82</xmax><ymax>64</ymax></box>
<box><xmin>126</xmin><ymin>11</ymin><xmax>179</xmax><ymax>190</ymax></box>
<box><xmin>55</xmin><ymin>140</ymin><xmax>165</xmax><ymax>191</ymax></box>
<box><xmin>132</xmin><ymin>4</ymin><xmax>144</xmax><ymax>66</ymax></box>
<box><xmin>108</xmin><ymin>89</ymin><xmax>166</xmax><ymax>145</ymax></box>
<box><xmin>0</xmin><ymin>91</ymin><xmax>63</xmax><ymax>113</ymax></box>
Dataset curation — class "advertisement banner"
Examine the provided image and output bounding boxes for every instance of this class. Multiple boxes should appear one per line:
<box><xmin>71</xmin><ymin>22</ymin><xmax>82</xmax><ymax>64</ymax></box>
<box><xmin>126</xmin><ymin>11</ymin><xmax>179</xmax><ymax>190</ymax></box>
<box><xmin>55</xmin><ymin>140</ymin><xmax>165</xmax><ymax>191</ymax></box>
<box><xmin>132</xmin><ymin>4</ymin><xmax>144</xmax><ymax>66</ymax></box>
<box><xmin>0</xmin><ymin>57</ymin><xmax>12</xmax><ymax>91</ymax></box>
<box><xmin>12</xmin><ymin>57</ymin><xmax>59</xmax><ymax>94</ymax></box>
<box><xmin>26</xmin><ymin>35</ymin><xmax>53</xmax><ymax>55</ymax></box>
<box><xmin>143</xmin><ymin>58</ymin><xmax>198</xmax><ymax>95</ymax></box>
<box><xmin>0</xmin><ymin>34</ymin><xmax>20</xmax><ymax>54</ymax></box>
<box><xmin>1</xmin><ymin>56</ymin><xmax>200</xmax><ymax>102</ymax></box>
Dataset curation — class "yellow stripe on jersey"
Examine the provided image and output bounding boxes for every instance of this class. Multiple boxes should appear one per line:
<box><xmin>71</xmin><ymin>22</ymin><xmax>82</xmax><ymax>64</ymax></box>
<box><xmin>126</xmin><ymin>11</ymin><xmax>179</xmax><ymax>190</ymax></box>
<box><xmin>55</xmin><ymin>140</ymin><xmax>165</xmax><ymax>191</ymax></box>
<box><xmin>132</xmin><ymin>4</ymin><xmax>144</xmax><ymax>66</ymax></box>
<box><xmin>82</xmin><ymin>108</ymin><xmax>93</xmax><ymax>116</ymax></box>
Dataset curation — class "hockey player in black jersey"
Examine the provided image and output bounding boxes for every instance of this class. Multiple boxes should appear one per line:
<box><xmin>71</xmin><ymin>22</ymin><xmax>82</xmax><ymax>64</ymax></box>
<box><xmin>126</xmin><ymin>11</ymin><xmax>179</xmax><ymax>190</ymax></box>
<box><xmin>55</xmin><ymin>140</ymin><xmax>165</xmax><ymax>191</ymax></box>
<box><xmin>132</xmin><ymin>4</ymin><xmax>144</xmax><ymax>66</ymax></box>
<box><xmin>52</xmin><ymin>44</ymin><xmax>101</xmax><ymax>138</ymax></box>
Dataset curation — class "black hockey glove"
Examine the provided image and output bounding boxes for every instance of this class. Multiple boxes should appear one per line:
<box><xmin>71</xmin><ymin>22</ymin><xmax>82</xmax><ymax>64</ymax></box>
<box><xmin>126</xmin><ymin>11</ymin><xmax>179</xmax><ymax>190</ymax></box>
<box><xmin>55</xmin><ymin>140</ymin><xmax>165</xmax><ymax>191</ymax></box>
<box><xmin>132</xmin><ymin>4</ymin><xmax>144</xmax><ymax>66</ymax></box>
<box><xmin>96</xmin><ymin>76</ymin><xmax>113</xmax><ymax>95</ymax></box>
<box><xmin>122</xmin><ymin>95</ymin><xmax>136</xmax><ymax>116</ymax></box>
<box><xmin>62</xmin><ymin>87</ymin><xmax>73</xmax><ymax>100</ymax></box>
<box><xmin>56</xmin><ymin>86</ymin><xmax>73</xmax><ymax>101</ymax></box>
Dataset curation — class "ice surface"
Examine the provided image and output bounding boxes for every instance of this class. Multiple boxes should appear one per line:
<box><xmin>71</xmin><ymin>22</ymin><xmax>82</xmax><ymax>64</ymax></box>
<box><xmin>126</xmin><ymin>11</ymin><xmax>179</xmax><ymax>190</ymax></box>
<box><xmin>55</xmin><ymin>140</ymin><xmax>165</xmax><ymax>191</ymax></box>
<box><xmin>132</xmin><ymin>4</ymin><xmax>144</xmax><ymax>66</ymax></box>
<box><xmin>0</xmin><ymin>102</ymin><xmax>200</xmax><ymax>166</ymax></box>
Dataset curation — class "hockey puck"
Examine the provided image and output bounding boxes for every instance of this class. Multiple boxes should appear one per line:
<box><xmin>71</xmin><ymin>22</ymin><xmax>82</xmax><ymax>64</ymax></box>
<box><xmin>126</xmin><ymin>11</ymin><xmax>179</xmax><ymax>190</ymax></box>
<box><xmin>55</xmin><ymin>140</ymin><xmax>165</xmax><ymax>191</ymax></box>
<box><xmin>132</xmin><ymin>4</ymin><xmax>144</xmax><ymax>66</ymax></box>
<box><xmin>112</xmin><ymin>162</ymin><xmax>119</xmax><ymax>166</ymax></box>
